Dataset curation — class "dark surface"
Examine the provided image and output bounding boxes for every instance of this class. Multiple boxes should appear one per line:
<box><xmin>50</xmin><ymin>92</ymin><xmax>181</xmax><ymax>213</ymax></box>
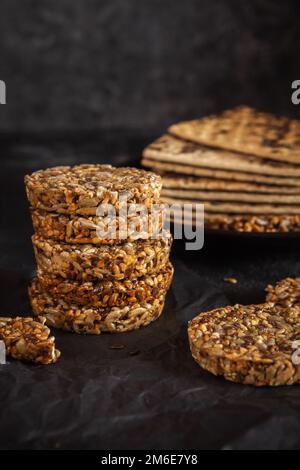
<box><xmin>1</xmin><ymin>0</ymin><xmax>300</xmax><ymax>133</ymax></box>
<box><xmin>0</xmin><ymin>132</ymin><xmax>300</xmax><ymax>450</ymax></box>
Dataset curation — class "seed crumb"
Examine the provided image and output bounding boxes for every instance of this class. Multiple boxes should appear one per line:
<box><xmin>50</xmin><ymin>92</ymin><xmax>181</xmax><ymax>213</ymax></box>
<box><xmin>129</xmin><ymin>349</ymin><xmax>141</xmax><ymax>357</ymax></box>
<box><xmin>224</xmin><ymin>278</ymin><xmax>238</xmax><ymax>285</ymax></box>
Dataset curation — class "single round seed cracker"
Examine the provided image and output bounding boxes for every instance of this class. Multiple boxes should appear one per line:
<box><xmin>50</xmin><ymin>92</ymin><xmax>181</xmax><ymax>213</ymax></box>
<box><xmin>32</xmin><ymin>233</ymin><xmax>172</xmax><ymax>282</ymax></box>
<box><xmin>266</xmin><ymin>278</ymin><xmax>300</xmax><ymax>308</ymax></box>
<box><xmin>36</xmin><ymin>262</ymin><xmax>174</xmax><ymax>308</ymax></box>
<box><xmin>25</xmin><ymin>164</ymin><xmax>162</xmax><ymax>215</ymax></box>
<box><xmin>188</xmin><ymin>304</ymin><xmax>300</xmax><ymax>387</ymax></box>
<box><xmin>29</xmin><ymin>279</ymin><xmax>171</xmax><ymax>334</ymax></box>
<box><xmin>31</xmin><ymin>208</ymin><xmax>165</xmax><ymax>245</ymax></box>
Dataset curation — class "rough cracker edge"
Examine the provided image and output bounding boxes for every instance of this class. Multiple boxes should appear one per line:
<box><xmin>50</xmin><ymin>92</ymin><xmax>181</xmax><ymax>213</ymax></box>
<box><xmin>266</xmin><ymin>278</ymin><xmax>300</xmax><ymax>307</ymax></box>
<box><xmin>32</xmin><ymin>233</ymin><xmax>173</xmax><ymax>282</ymax></box>
<box><xmin>161</xmin><ymin>195</ymin><xmax>300</xmax><ymax>215</ymax></box>
<box><xmin>168</xmin><ymin>211</ymin><xmax>300</xmax><ymax>233</ymax></box>
<box><xmin>204</xmin><ymin>214</ymin><xmax>300</xmax><ymax>233</ymax></box>
<box><xmin>161</xmin><ymin>174</ymin><xmax>300</xmax><ymax>194</ymax></box>
<box><xmin>29</xmin><ymin>282</ymin><xmax>168</xmax><ymax>334</ymax></box>
<box><xmin>142</xmin><ymin>157</ymin><xmax>300</xmax><ymax>187</ymax></box>
<box><xmin>143</xmin><ymin>134</ymin><xmax>300</xmax><ymax>177</ymax></box>
<box><xmin>31</xmin><ymin>208</ymin><xmax>166</xmax><ymax>245</ymax></box>
<box><xmin>189</xmin><ymin>341</ymin><xmax>298</xmax><ymax>387</ymax></box>
<box><xmin>36</xmin><ymin>262</ymin><xmax>174</xmax><ymax>307</ymax></box>
<box><xmin>25</xmin><ymin>164</ymin><xmax>162</xmax><ymax>215</ymax></box>
<box><xmin>161</xmin><ymin>187</ymin><xmax>300</xmax><ymax>204</ymax></box>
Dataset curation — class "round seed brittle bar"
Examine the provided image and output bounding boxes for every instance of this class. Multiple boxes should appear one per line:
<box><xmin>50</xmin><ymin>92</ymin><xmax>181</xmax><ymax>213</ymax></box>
<box><xmin>31</xmin><ymin>208</ymin><xmax>165</xmax><ymax>245</ymax></box>
<box><xmin>266</xmin><ymin>278</ymin><xmax>300</xmax><ymax>308</ymax></box>
<box><xmin>0</xmin><ymin>316</ymin><xmax>60</xmax><ymax>364</ymax></box>
<box><xmin>32</xmin><ymin>233</ymin><xmax>172</xmax><ymax>282</ymax></box>
<box><xmin>37</xmin><ymin>262</ymin><xmax>174</xmax><ymax>308</ymax></box>
<box><xmin>29</xmin><ymin>279</ymin><xmax>172</xmax><ymax>334</ymax></box>
<box><xmin>25</xmin><ymin>164</ymin><xmax>162</xmax><ymax>216</ymax></box>
<box><xmin>188</xmin><ymin>304</ymin><xmax>300</xmax><ymax>387</ymax></box>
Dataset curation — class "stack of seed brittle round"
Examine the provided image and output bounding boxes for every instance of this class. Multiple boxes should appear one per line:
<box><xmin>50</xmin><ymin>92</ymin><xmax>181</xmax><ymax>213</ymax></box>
<box><xmin>25</xmin><ymin>164</ymin><xmax>173</xmax><ymax>334</ymax></box>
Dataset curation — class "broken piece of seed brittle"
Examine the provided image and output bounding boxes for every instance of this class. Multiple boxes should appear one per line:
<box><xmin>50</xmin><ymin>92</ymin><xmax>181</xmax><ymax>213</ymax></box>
<box><xmin>0</xmin><ymin>316</ymin><xmax>60</xmax><ymax>364</ymax></box>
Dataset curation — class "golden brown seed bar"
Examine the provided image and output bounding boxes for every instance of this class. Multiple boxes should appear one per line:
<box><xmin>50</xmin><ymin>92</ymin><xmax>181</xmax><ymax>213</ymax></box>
<box><xmin>161</xmin><ymin>187</ymin><xmax>300</xmax><ymax>205</ymax></box>
<box><xmin>188</xmin><ymin>303</ymin><xmax>300</xmax><ymax>386</ymax></box>
<box><xmin>37</xmin><ymin>262</ymin><xmax>174</xmax><ymax>308</ymax></box>
<box><xmin>25</xmin><ymin>164</ymin><xmax>162</xmax><ymax>215</ymax></box>
<box><xmin>161</xmin><ymin>195</ymin><xmax>300</xmax><ymax>215</ymax></box>
<box><xmin>31</xmin><ymin>208</ymin><xmax>165</xmax><ymax>245</ymax></box>
<box><xmin>169</xmin><ymin>107</ymin><xmax>300</xmax><ymax>165</ymax></box>
<box><xmin>32</xmin><ymin>233</ymin><xmax>172</xmax><ymax>282</ymax></box>
<box><xmin>266</xmin><ymin>278</ymin><xmax>300</xmax><ymax>307</ymax></box>
<box><xmin>29</xmin><ymin>280</ymin><xmax>172</xmax><ymax>334</ymax></box>
<box><xmin>0</xmin><ymin>316</ymin><xmax>60</xmax><ymax>364</ymax></box>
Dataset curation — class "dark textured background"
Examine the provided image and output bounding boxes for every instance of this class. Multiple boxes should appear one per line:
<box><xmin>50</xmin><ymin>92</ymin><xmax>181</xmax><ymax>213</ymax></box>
<box><xmin>0</xmin><ymin>0</ymin><xmax>300</xmax><ymax>133</ymax></box>
<box><xmin>1</xmin><ymin>1</ymin><xmax>300</xmax><ymax>451</ymax></box>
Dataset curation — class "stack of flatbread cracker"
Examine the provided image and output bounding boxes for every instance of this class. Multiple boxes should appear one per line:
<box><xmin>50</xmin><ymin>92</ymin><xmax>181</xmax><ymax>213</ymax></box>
<box><xmin>142</xmin><ymin>107</ymin><xmax>300</xmax><ymax>233</ymax></box>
